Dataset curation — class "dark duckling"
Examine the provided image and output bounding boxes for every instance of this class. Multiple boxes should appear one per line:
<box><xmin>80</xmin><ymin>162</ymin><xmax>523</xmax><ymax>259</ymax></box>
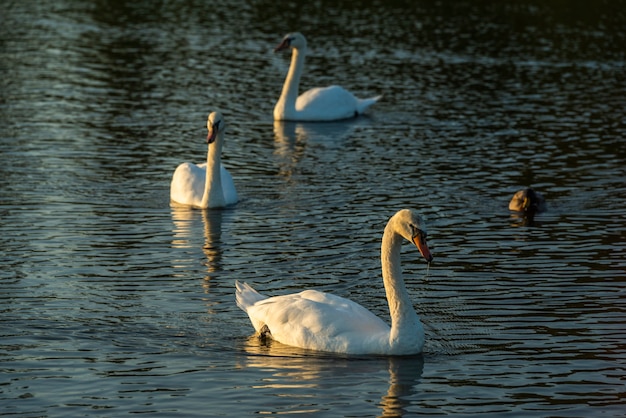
<box><xmin>509</xmin><ymin>188</ymin><xmax>546</xmax><ymax>215</ymax></box>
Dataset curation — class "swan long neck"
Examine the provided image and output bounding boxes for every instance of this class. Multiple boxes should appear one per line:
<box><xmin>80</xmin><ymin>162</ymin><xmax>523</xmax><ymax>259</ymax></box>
<box><xmin>381</xmin><ymin>223</ymin><xmax>420</xmax><ymax>344</ymax></box>
<box><xmin>277</xmin><ymin>47</ymin><xmax>305</xmax><ymax>114</ymax></box>
<box><xmin>201</xmin><ymin>134</ymin><xmax>225</xmax><ymax>209</ymax></box>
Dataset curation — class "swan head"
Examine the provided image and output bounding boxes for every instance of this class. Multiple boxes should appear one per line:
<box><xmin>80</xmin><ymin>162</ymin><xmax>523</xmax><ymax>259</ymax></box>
<box><xmin>206</xmin><ymin>111</ymin><xmax>225</xmax><ymax>144</ymax></box>
<box><xmin>274</xmin><ymin>32</ymin><xmax>307</xmax><ymax>52</ymax></box>
<box><xmin>509</xmin><ymin>188</ymin><xmax>545</xmax><ymax>214</ymax></box>
<box><xmin>391</xmin><ymin>209</ymin><xmax>433</xmax><ymax>263</ymax></box>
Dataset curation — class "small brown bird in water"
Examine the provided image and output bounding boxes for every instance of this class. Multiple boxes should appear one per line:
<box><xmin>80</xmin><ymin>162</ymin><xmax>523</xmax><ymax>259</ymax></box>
<box><xmin>509</xmin><ymin>188</ymin><xmax>546</xmax><ymax>215</ymax></box>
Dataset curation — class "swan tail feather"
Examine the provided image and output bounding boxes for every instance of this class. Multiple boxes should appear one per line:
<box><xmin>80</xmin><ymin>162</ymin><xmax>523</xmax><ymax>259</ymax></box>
<box><xmin>356</xmin><ymin>95</ymin><xmax>382</xmax><ymax>114</ymax></box>
<box><xmin>235</xmin><ymin>281</ymin><xmax>267</xmax><ymax>312</ymax></box>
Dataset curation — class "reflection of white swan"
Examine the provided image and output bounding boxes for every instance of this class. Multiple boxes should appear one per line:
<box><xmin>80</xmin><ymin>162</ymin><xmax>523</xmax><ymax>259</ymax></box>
<box><xmin>274</xmin><ymin>119</ymin><xmax>358</xmax><ymax>145</ymax></box>
<box><xmin>378</xmin><ymin>356</ymin><xmax>424</xmax><ymax>417</ymax></box>
<box><xmin>272</xmin><ymin>121</ymin><xmax>307</xmax><ymax>166</ymax></box>
<box><xmin>171</xmin><ymin>205</ymin><xmax>201</xmax><ymax>249</ymax></box>
<box><xmin>170</xmin><ymin>111</ymin><xmax>238</xmax><ymax>209</ymax></box>
<box><xmin>236</xmin><ymin>209</ymin><xmax>433</xmax><ymax>355</ymax></box>
<box><xmin>238</xmin><ymin>335</ymin><xmax>424</xmax><ymax>416</ymax></box>
<box><xmin>272</xmin><ymin>120</ymin><xmax>358</xmax><ymax>180</ymax></box>
<box><xmin>273</xmin><ymin>32</ymin><xmax>381</xmax><ymax>121</ymax></box>
<box><xmin>170</xmin><ymin>206</ymin><xmax>224</xmax><ymax>275</ymax></box>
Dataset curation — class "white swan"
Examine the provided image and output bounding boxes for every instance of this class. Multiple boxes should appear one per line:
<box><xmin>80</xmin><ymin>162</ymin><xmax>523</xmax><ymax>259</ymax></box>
<box><xmin>273</xmin><ymin>32</ymin><xmax>381</xmax><ymax>122</ymax></box>
<box><xmin>236</xmin><ymin>209</ymin><xmax>433</xmax><ymax>355</ymax></box>
<box><xmin>170</xmin><ymin>111</ymin><xmax>238</xmax><ymax>209</ymax></box>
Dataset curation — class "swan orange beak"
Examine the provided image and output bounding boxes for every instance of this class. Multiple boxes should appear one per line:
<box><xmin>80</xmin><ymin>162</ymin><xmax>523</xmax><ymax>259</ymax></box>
<box><xmin>412</xmin><ymin>233</ymin><xmax>433</xmax><ymax>263</ymax></box>
<box><xmin>274</xmin><ymin>38</ymin><xmax>290</xmax><ymax>52</ymax></box>
<box><xmin>206</xmin><ymin>129</ymin><xmax>217</xmax><ymax>144</ymax></box>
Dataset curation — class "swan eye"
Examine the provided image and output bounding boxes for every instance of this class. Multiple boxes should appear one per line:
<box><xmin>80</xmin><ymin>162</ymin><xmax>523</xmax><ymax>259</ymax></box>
<box><xmin>212</xmin><ymin>120</ymin><xmax>221</xmax><ymax>131</ymax></box>
<box><xmin>410</xmin><ymin>224</ymin><xmax>426</xmax><ymax>239</ymax></box>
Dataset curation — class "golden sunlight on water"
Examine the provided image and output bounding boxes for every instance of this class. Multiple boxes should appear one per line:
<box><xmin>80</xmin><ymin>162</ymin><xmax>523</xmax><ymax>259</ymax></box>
<box><xmin>1</xmin><ymin>0</ymin><xmax>624</xmax><ymax>416</ymax></box>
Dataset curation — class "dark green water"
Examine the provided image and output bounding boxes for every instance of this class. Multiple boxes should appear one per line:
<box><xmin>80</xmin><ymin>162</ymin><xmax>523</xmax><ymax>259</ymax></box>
<box><xmin>1</xmin><ymin>0</ymin><xmax>624</xmax><ymax>416</ymax></box>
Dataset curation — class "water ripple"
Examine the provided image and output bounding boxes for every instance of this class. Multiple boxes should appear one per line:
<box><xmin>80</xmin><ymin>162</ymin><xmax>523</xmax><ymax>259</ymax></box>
<box><xmin>2</xmin><ymin>0</ymin><xmax>625</xmax><ymax>416</ymax></box>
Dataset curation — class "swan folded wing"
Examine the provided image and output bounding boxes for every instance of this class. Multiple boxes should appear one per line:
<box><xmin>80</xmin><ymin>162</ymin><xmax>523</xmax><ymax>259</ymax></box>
<box><xmin>170</xmin><ymin>162</ymin><xmax>237</xmax><ymax>207</ymax></box>
<box><xmin>247</xmin><ymin>289</ymin><xmax>390</xmax><ymax>353</ymax></box>
<box><xmin>296</xmin><ymin>86</ymin><xmax>360</xmax><ymax>121</ymax></box>
<box><xmin>170</xmin><ymin>162</ymin><xmax>206</xmax><ymax>206</ymax></box>
<box><xmin>219</xmin><ymin>164</ymin><xmax>238</xmax><ymax>205</ymax></box>
<box><xmin>356</xmin><ymin>95</ymin><xmax>382</xmax><ymax>114</ymax></box>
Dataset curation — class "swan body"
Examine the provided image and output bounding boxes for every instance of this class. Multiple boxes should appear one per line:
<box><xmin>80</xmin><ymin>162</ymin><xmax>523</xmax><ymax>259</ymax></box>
<box><xmin>509</xmin><ymin>188</ymin><xmax>545</xmax><ymax>214</ymax></box>
<box><xmin>273</xmin><ymin>32</ymin><xmax>381</xmax><ymax>122</ymax></box>
<box><xmin>170</xmin><ymin>112</ymin><xmax>238</xmax><ymax>209</ymax></box>
<box><xmin>236</xmin><ymin>209</ymin><xmax>433</xmax><ymax>355</ymax></box>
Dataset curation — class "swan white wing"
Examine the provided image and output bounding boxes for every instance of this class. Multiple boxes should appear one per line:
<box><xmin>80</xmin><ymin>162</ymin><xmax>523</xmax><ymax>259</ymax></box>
<box><xmin>243</xmin><ymin>287</ymin><xmax>390</xmax><ymax>353</ymax></box>
<box><xmin>219</xmin><ymin>164</ymin><xmax>238</xmax><ymax>206</ymax></box>
<box><xmin>170</xmin><ymin>162</ymin><xmax>237</xmax><ymax>207</ymax></box>
<box><xmin>356</xmin><ymin>95</ymin><xmax>382</xmax><ymax>114</ymax></box>
<box><xmin>295</xmin><ymin>85</ymin><xmax>360</xmax><ymax>121</ymax></box>
<box><xmin>170</xmin><ymin>162</ymin><xmax>206</xmax><ymax>207</ymax></box>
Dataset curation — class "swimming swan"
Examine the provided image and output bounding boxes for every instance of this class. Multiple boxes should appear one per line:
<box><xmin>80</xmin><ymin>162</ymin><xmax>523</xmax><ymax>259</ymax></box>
<box><xmin>236</xmin><ymin>209</ymin><xmax>433</xmax><ymax>355</ymax></box>
<box><xmin>170</xmin><ymin>111</ymin><xmax>238</xmax><ymax>209</ymax></box>
<box><xmin>273</xmin><ymin>32</ymin><xmax>381</xmax><ymax>121</ymax></box>
<box><xmin>509</xmin><ymin>187</ymin><xmax>545</xmax><ymax>215</ymax></box>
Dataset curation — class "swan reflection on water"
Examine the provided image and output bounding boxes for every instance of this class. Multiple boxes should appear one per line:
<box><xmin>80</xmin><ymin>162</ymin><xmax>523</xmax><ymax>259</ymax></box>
<box><xmin>272</xmin><ymin>120</ymin><xmax>307</xmax><ymax>180</ymax></box>
<box><xmin>273</xmin><ymin>119</ymin><xmax>357</xmax><ymax>152</ymax></box>
<box><xmin>273</xmin><ymin>119</ymin><xmax>360</xmax><ymax>182</ymax></box>
<box><xmin>239</xmin><ymin>335</ymin><xmax>424</xmax><ymax>417</ymax></box>
<box><xmin>170</xmin><ymin>205</ymin><xmax>224</xmax><ymax>275</ymax></box>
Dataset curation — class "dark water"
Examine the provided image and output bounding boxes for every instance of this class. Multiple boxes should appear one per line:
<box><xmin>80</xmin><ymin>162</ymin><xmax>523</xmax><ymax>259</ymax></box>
<box><xmin>1</xmin><ymin>0</ymin><xmax>625</xmax><ymax>416</ymax></box>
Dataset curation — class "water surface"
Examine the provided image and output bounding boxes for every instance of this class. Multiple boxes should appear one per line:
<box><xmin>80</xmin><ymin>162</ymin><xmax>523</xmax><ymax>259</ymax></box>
<box><xmin>1</xmin><ymin>0</ymin><xmax>625</xmax><ymax>416</ymax></box>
